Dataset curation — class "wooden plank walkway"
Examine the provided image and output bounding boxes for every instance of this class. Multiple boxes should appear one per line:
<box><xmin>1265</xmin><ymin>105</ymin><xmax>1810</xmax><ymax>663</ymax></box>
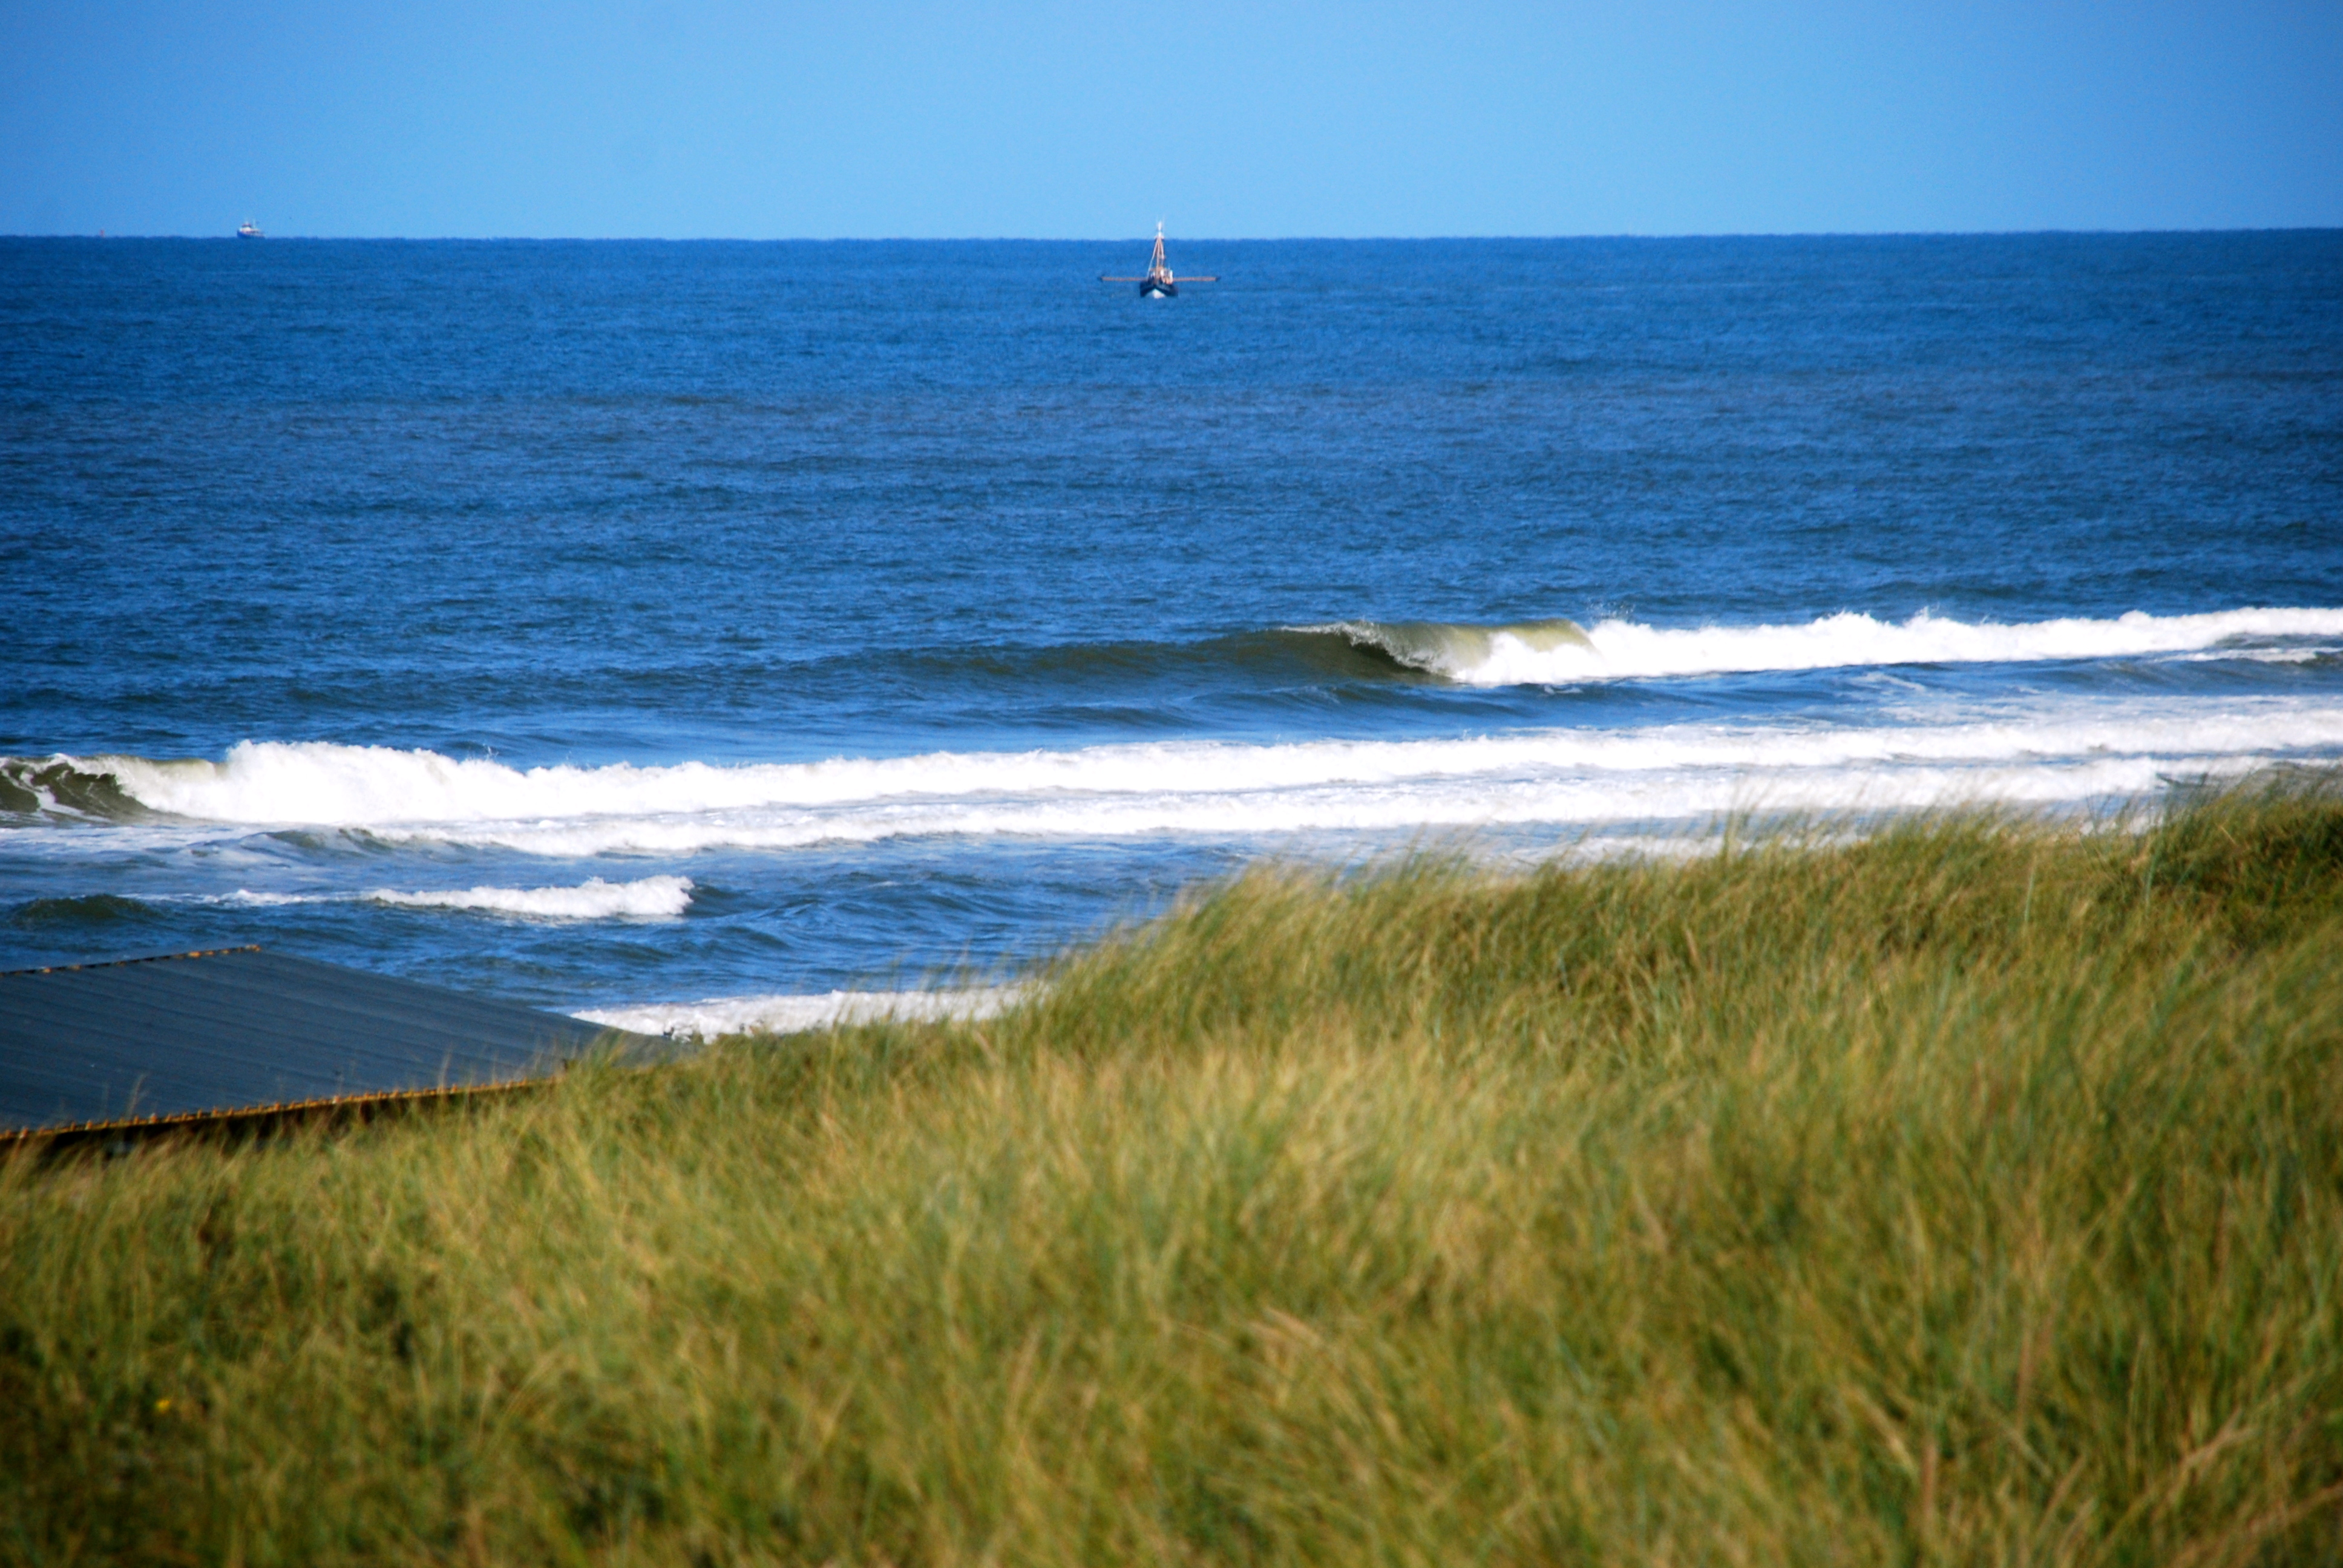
<box><xmin>1</xmin><ymin>947</ymin><xmax>652</xmax><ymax>1137</ymax></box>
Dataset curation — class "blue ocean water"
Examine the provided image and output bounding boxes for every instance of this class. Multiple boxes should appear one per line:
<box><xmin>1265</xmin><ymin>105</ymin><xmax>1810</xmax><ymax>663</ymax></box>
<box><xmin>4</xmin><ymin>234</ymin><xmax>2340</xmax><ymax>1031</ymax></box>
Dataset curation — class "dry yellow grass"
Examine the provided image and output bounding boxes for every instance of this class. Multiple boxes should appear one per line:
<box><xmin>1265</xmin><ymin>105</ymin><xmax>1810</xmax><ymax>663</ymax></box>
<box><xmin>5</xmin><ymin>780</ymin><xmax>2341</xmax><ymax>1564</ymax></box>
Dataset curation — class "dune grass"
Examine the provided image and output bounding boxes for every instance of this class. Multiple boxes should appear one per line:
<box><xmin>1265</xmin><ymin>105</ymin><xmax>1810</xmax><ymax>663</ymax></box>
<box><xmin>4</xmin><ymin>780</ymin><xmax>2342</xmax><ymax>1566</ymax></box>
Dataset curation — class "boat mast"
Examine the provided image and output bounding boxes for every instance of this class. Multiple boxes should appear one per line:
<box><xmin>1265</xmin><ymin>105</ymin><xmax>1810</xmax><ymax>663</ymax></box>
<box><xmin>1098</xmin><ymin>224</ymin><xmax>1212</xmax><ymax>291</ymax></box>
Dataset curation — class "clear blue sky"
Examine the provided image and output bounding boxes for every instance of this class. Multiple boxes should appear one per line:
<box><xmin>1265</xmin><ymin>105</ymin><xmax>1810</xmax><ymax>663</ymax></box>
<box><xmin>4</xmin><ymin>1</ymin><xmax>2338</xmax><ymax>238</ymax></box>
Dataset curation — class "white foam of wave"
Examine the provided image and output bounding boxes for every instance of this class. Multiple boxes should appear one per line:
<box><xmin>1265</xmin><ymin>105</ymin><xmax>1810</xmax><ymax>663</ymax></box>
<box><xmin>1374</xmin><ymin>606</ymin><xmax>2343</xmax><ymax>687</ymax></box>
<box><xmin>371</xmin><ymin>875</ymin><xmax>693</xmax><ymax>919</ymax></box>
<box><xmin>421</xmin><ymin>753</ymin><xmax>2223</xmax><ymax>857</ymax></box>
<box><xmin>72</xmin><ymin>695</ymin><xmax>2343</xmax><ymax>832</ymax></box>
<box><xmin>54</xmin><ymin>697</ymin><xmax>2343</xmax><ymax>855</ymax></box>
<box><xmin>2170</xmin><ymin>648</ymin><xmax>2327</xmax><ymax>665</ymax></box>
<box><xmin>577</xmin><ymin>985</ymin><xmax>1023</xmax><ymax>1040</ymax></box>
<box><xmin>195</xmin><ymin>876</ymin><xmax>693</xmax><ymax>919</ymax></box>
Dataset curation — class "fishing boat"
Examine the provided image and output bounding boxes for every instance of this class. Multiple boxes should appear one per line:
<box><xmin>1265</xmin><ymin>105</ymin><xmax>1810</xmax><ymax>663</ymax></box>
<box><xmin>1101</xmin><ymin>223</ymin><xmax>1213</xmax><ymax>298</ymax></box>
<box><xmin>237</xmin><ymin>220</ymin><xmax>263</xmax><ymax>239</ymax></box>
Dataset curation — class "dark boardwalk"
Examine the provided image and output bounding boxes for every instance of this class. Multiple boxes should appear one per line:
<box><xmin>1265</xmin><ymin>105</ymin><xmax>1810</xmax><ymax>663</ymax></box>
<box><xmin>1</xmin><ymin>947</ymin><xmax>651</xmax><ymax>1136</ymax></box>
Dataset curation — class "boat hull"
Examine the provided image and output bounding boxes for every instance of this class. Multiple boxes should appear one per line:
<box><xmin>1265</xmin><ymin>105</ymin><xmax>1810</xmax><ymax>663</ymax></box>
<box><xmin>1141</xmin><ymin>280</ymin><xmax>1176</xmax><ymax>298</ymax></box>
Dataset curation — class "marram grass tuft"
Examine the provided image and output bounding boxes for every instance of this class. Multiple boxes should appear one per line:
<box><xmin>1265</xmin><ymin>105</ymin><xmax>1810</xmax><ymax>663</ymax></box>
<box><xmin>5</xmin><ymin>779</ymin><xmax>2342</xmax><ymax>1565</ymax></box>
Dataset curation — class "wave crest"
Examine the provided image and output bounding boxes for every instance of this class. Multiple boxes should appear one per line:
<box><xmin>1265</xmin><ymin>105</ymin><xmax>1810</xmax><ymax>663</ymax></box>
<box><xmin>370</xmin><ymin>877</ymin><xmax>695</xmax><ymax>920</ymax></box>
<box><xmin>198</xmin><ymin>878</ymin><xmax>695</xmax><ymax>920</ymax></box>
<box><xmin>1</xmin><ymin>755</ymin><xmax>162</xmax><ymax>821</ymax></box>
<box><xmin>1302</xmin><ymin>618</ymin><xmax>1593</xmax><ymax>678</ymax></box>
<box><xmin>1294</xmin><ymin>606</ymin><xmax>2343</xmax><ymax>686</ymax></box>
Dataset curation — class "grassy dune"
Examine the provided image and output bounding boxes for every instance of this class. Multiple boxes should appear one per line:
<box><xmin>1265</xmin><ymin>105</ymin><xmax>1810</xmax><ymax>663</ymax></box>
<box><xmin>5</xmin><ymin>782</ymin><xmax>2342</xmax><ymax>1566</ymax></box>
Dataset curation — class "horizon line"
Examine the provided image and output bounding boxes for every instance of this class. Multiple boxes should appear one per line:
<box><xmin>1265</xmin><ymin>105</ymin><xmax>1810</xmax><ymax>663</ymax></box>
<box><xmin>9</xmin><ymin>225</ymin><xmax>2342</xmax><ymax>244</ymax></box>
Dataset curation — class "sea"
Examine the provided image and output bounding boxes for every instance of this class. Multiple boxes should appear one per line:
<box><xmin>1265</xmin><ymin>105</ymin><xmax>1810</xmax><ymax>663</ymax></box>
<box><xmin>4</xmin><ymin>234</ymin><xmax>2340</xmax><ymax>1035</ymax></box>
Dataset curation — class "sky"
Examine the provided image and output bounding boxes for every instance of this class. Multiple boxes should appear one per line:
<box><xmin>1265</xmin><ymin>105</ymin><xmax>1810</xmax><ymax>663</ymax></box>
<box><xmin>2</xmin><ymin>1</ymin><xmax>2338</xmax><ymax>238</ymax></box>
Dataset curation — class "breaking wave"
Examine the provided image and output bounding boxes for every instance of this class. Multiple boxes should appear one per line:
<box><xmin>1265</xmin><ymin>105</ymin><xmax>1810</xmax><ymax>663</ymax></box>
<box><xmin>7</xmin><ymin>607</ymin><xmax>2338</xmax><ymax>855</ymax></box>
<box><xmin>1297</xmin><ymin>606</ymin><xmax>2343</xmax><ymax>685</ymax></box>
<box><xmin>370</xmin><ymin>877</ymin><xmax>694</xmax><ymax>919</ymax></box>
<box><xmin>0</xmin><ymin>756</ymin><xmax>157</xmax><ymax>820</ymax></box>
<box><xmin>5</xmin><ymin>698</ymin><xmax>2339</xmax><ymax>855</ymax></box>
<box><xmin>575</xmin><ymin>986</ymin><xmax>1023</xmax><ymax>1040</ymax></box>
<box><xmin>206</xmin><ymin>877</ymin><xmax>694</xmax><ymax>920</ymax></box>
<box><xmin>1301</xmin><ymin>618</ymin><xmax>1594</xmax><ymax>678</ymax></box>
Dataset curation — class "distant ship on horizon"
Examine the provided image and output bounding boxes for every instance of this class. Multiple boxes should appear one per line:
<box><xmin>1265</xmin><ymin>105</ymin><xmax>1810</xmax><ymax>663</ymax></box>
<box><xmin>1101</xmin><ymin>223</ymin><xmax>1212</xmax><ymax>298</ymax></box>
<box><xmin>237</xmin><ymin>220</ymin><xmax>263</xmax><ymax>239</ymax></box>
